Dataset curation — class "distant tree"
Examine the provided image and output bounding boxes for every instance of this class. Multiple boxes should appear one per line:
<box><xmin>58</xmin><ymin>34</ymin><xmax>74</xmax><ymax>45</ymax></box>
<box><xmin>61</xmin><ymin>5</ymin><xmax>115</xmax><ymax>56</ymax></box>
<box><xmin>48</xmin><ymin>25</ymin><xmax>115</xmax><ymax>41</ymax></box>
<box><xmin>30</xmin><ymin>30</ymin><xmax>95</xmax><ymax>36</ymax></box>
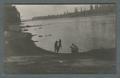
<box><xmin>64</xmin><ymin>12</ymin><xmax>67</xmax><ymax>15</ymax></box>
<box><xmin>90</xmin><ymin>5</ymin><xmax>94</xmax><ymax>11</ymax></box>
<box><xmin>80</xmin><ymin>8</ymin><xmax>83</xmax><ymax>12</ymax></box>
<box><xmin>74</xmin><ymin>7</ymin><xmax>79</xmax><ymax>13</ymax></box>
<box><xmin>95</xmin><ymin>5</ymin><xmax>99</xmax><ymax>9</ymax></box>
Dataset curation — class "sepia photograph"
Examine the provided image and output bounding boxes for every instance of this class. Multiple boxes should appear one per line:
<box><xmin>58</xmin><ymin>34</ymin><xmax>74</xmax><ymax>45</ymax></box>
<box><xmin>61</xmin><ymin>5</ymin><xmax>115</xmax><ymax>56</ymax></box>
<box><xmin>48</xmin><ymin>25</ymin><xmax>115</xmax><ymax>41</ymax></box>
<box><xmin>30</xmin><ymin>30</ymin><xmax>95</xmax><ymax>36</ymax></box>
<box><xmin>4</xmin><ymin>4</ymin><xmax>116</xmax><ymax>74</ymax></box>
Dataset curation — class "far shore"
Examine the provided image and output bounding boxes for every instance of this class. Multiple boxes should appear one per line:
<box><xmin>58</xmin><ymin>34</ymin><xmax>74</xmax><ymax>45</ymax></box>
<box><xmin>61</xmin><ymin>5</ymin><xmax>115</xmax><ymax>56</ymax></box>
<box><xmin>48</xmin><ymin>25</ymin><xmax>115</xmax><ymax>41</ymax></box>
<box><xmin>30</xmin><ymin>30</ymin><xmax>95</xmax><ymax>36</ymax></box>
<box><xmin>23</xmin><ymin>13</ymin><xmax>115</xmax><ymax>22</ymax></box>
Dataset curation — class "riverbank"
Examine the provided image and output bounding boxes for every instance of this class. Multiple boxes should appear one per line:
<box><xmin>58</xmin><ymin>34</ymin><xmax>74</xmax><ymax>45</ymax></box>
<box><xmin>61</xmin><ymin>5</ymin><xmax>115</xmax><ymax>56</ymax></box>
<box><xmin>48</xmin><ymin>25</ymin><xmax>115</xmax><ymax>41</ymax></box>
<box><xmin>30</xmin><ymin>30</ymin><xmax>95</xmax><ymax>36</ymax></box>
<box><xmin>5</xmin><ymin>48</ymin><xmax>116</xmax><ymax>74</ymax></box>
<box><xmin>5</xmin><ymin>29</ymin><xmax>55</xmax><ymax>57</ymax></box>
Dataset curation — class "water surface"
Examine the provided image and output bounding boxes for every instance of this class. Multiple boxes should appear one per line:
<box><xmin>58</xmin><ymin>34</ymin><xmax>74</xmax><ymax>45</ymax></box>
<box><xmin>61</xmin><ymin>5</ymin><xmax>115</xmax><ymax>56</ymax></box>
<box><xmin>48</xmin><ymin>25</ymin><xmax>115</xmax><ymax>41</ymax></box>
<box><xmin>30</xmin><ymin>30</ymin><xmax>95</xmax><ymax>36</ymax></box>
<box><xmin>21</xmin><ymin>14</ymin><xmax>116</xmax><ymax>53</ymax></box>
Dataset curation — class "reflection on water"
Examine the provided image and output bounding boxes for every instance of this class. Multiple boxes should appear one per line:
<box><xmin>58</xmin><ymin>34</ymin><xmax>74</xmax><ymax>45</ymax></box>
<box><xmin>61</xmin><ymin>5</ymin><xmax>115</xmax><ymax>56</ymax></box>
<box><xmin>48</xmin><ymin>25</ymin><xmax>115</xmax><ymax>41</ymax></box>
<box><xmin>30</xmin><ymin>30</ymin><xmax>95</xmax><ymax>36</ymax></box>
<box><xmin>21</xmin><ymin>14</ymin><xmax>116</xmax><ymax>53</ymax></box>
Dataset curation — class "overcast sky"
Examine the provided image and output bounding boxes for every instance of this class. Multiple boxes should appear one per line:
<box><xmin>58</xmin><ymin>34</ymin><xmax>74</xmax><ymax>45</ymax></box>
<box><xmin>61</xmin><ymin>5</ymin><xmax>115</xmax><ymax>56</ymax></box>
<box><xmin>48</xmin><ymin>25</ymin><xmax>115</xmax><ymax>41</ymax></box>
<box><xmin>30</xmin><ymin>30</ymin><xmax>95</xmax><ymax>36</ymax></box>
<box><xmin>14</xmin><ymin>5</ymin><xmax>90</xmax><ymax>20</ymax></box>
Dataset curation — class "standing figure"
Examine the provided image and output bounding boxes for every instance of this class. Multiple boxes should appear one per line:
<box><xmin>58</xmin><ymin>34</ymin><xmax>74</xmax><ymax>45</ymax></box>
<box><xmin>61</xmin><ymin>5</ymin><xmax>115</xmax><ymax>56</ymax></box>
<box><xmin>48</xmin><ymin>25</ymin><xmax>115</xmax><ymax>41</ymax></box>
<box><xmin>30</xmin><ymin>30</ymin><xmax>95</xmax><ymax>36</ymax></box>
<box><xmin>54</xmin><ymin>41</ymin><xmax>58</xmax><ymax>53</ymax></box>
<box><xmin>58</xmin><ymin>39</ymin><xmax>62</xmax><ymax>53</ymax></box>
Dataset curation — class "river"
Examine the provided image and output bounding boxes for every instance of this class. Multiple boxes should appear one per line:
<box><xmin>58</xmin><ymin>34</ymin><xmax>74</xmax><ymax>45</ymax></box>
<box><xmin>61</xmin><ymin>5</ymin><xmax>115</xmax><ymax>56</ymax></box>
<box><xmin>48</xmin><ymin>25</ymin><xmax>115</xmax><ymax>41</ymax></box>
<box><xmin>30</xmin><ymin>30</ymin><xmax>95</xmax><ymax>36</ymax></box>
<box><xmin>21</xmin><ymin>14</ymin><xmax>116</xmax><ymax>53</ymax></box>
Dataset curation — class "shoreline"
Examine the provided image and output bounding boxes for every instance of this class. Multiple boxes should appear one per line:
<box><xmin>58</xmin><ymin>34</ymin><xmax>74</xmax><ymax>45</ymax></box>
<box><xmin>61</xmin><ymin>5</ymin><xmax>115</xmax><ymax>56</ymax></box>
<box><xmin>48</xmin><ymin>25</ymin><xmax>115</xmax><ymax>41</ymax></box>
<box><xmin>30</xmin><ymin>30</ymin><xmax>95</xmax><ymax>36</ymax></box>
<box><xmin>5</xmin><ymin>29</ymin><xmax>55</xmax><ymax>56</ymax></box>
<box><xmin>5</xmin><ymin>27</ymin><xmax>116</xmax><ymax>61</ymax></box>
<box><xmin>31</xmin><ymin>13</ymin><xmax>115</xmax><ymax>21</ymax></box>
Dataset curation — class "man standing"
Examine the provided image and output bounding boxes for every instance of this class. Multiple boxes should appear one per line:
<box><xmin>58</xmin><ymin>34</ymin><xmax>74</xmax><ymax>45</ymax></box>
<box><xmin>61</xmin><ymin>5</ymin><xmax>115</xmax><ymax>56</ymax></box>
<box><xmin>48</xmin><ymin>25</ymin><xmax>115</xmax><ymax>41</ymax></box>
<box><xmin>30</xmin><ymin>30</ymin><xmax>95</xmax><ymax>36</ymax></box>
<box><xmin>58</xmin><ymin>39</ymin><xmax>62</xmax><ymax>53</ymax></box>
<box><xmin>54</xmin><ymin>40</ymin><xmax>58</xmax><ymax>53</ymax></box>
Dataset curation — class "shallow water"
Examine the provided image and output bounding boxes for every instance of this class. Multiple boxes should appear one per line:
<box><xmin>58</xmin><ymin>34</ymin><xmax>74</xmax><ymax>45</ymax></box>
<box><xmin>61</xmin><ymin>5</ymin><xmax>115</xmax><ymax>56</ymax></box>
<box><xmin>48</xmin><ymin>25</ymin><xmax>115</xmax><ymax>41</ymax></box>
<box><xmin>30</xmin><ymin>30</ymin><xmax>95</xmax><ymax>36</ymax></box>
<box><xmin>21</xmin><ymin>14</ymin><xmax>116</xmax><ymax>53</ymax></box>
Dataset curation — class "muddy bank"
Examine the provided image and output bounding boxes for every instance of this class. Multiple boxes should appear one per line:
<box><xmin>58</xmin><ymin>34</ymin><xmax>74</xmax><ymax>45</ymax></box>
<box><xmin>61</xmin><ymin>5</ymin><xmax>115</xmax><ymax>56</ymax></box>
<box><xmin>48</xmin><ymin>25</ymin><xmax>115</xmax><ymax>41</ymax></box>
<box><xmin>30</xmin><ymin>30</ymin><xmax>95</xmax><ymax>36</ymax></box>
<box><xmin>4</xmin><ymin>47</ymin><xmax>116</xmax><ymax>74</ymax></box>
<box><xmin>5</xmin><ymin>30</ymin><xmax>54</xmax><ymax>56</ymax></box>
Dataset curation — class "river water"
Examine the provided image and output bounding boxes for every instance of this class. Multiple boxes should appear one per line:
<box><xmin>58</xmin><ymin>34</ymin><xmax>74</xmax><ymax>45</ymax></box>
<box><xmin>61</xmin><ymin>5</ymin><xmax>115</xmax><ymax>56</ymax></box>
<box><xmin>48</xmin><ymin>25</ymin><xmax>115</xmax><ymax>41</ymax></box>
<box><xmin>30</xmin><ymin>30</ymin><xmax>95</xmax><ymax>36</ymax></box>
<box><xmin>21</xmin><ymin>14</ymin><xmax>116</xmax><ymax>53</ymax></box>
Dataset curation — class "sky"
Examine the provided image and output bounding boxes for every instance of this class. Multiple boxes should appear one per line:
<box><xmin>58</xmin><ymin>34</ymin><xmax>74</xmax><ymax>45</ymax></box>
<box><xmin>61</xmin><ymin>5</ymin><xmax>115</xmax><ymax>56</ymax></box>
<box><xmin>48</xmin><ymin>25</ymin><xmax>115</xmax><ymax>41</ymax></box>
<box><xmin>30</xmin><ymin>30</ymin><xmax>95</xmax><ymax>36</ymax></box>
<box><xmin>14</xmin><ymin>5</ymin><xmax>90</xmax><ymax>20</ymax></box>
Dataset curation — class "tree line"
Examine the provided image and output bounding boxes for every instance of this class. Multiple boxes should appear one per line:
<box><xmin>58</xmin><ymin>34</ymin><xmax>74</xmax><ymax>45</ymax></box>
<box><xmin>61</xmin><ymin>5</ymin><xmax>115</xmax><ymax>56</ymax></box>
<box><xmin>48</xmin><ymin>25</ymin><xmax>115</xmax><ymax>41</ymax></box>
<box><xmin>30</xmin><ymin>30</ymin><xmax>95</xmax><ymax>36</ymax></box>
<box><xmin>32</xmin><ymin>4</ymin><xmax>116</xmax><ymax>20</ymax></box>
